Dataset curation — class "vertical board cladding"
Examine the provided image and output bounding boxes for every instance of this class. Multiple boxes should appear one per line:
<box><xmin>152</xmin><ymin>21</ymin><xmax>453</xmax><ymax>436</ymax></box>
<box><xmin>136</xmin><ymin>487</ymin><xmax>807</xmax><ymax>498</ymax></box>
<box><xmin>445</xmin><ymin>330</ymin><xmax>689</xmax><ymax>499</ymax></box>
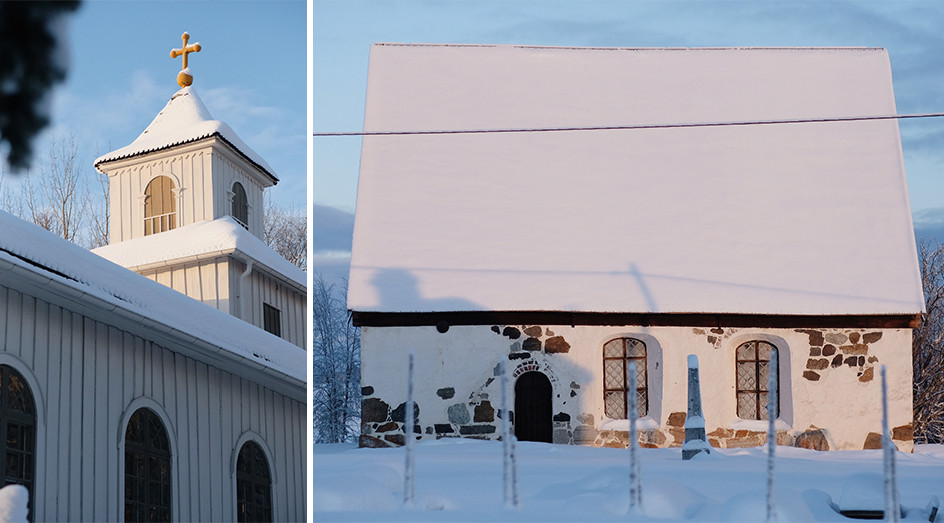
<box><xmin>0</xmin><ymin>282</ymin><xmax>306</xmax><ymax>521</ymax></box>
<box><xmin>360</xmin><ymin>324</ymin><xmax>914</xmax><ymax>452</ymax></box>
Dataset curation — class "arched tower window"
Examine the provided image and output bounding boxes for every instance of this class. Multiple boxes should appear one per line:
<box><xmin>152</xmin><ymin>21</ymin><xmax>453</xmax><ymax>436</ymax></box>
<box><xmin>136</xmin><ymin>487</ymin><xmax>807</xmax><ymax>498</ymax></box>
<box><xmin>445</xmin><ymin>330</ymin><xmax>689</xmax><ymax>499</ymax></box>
<box><xmin>125</xmin><ymin>408</ymin><xmax>171</xmax><ymax>522</ymax></box>
<box><xmin>603</xmin><ymin>337</ymin><xmax>648</xmax><ymax>418</ymax></box>
<box><xmin>144</xmin><ymin>176</ymin><xmax>177</xmax><ymax>235</ymax></box>
<box><xmin>236</xmin><ymin>441</ymin><xmax>272</xmax><ymax>522</ymax></box>
<box><xmin>232</xmin><ymin>182</ymin><xmax>249</xmax><ymax>229</ymax></box>
<box><xmin>0</xmin><ymin>365</ymin><xmax>35</xmax><ymax>518</ymax></box>
<box><xmin>736</xmin><ymin>340</ymin><xmax>780</xmax><ymax>420</ymax></box>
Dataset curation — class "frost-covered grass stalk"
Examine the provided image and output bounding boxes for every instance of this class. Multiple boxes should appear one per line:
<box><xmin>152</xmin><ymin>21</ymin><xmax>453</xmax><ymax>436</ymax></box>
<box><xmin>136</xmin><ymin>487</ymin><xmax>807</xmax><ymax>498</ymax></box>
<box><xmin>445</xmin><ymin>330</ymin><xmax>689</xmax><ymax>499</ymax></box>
<box><xmin>403</xmin><ymin>351</ymin><xmax>415</xmax><ymax>508</ymax></box>
<box><xmin>627</xmin><ymin>361</ymin><xmax>643</xmax><ymax>513</ymax></box>
<box><xmin>766</xmin><ymin>355</ymin><xmax>778</xmax><ymax>523</ymax></box>
<box><xmin>500</xmin><ymin>360</ymin><xmax>520</xmax><ymax>508</ymax></box>
<box><xmin>881</xmin><ymin>365</ymin><xmax>899</xmax><ymax>523</ymax></box>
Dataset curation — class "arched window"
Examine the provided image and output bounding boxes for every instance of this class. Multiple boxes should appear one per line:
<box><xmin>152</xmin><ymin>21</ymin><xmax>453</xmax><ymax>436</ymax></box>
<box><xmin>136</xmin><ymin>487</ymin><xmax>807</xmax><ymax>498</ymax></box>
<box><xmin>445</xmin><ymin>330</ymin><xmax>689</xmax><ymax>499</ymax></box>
<box><xmin>144</xmin><ymin>176</ymin><xmax>177</xmax><ymax>235</ymax></box>
<box><xmin>603</xmin><ymin>337</ymin><xmax>648</xmax><ymax>418</ymax></box>
<box><xmin>236</xmin><ymin>441</ymin><xmax>272</xmax><ymax>522</ymax></box>
<box><xmin>125</xmin><ymin>408</ymin><xmax>171</xmax><ymax>522</ymax></box>
<box><xmin>736</xmin><ymin>340</ymin><xmax>779</xmax><ymax>420</ymax></box>
<box><xmin>0</xmin><ymin>365</ymin><xmax>35</xmax><ymax>518</ymax></box>
<box><xmin>232</xmin><ymin>182</ymin><xmax>249</xmax><ymax>229</ymax></box>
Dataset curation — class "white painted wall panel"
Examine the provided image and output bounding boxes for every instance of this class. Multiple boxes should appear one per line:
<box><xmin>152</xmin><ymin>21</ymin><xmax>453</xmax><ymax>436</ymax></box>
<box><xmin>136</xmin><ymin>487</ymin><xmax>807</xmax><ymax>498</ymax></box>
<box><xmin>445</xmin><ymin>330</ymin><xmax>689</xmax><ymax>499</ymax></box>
<box><xmin>0</xmin><ymin>281</ymin><xmax>306</xmax><ymax>521</ymax></box>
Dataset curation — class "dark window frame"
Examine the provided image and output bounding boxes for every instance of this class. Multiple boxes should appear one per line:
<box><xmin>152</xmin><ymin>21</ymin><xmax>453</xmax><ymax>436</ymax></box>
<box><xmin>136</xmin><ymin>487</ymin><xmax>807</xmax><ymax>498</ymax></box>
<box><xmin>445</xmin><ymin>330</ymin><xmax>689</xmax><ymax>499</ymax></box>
<box><xmin>236</xmin><ymin>441</ymin><xmax>272</xmax><ymax>523</ymax></box>
<box><xmin>602</xmin><ymin>337</ymin><xmax>648</xmax><ymax>419</ymax></box>
<box><xmin>263</xmin><ymin>303</ymin><xmax>281</xmax><ymax>338</ymax></box>
<box><xmin>0</xmin><ymin>365</ymin><xmax>35</xmax><ymax>521</ymax></box>
<box><xmin>735</xmin><ymin>340</ymin><xmax>780</xmax><ymax>420</ymax></box>
<box><xmin>124</xmin><ymin>407</ymin><xmax>172</xmax><ymax>522</ymax></box>
<box><xmin>232</xmin><ymin>182</ymin><xmax>249</xmax><ymax>230</ymax></box>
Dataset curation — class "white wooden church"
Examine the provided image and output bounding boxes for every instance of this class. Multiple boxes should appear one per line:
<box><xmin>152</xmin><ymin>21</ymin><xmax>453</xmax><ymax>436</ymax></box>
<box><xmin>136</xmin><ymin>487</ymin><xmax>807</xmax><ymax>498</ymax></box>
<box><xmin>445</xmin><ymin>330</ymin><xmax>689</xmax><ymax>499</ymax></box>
<box><xmin>349</xmin><ymin>44</ymin><xmax>924</xmax><ymax>453</ymax></box>
<box><xmin>0</xmin><ymin>37</ymin><xmax>305</xmax><ymax>521</ymax></box>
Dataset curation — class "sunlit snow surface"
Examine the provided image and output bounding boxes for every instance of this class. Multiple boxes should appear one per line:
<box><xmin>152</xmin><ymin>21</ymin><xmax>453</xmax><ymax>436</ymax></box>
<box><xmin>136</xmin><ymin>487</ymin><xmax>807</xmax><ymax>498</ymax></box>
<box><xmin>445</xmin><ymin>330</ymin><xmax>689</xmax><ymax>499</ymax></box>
<box><xmin>314</xmin><ymin>439</ymin><xmax>944</xmax><ymax>521</ymax></box>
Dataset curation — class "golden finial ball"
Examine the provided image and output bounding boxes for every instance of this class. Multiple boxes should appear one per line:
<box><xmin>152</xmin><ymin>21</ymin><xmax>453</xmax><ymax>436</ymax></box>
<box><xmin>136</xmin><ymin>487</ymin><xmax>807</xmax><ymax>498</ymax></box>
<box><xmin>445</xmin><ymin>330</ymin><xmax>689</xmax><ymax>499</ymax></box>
<box><xmin>177</xmin><ymin>71</ymin><xmax>194</xmax><ymax>88</ymax></box>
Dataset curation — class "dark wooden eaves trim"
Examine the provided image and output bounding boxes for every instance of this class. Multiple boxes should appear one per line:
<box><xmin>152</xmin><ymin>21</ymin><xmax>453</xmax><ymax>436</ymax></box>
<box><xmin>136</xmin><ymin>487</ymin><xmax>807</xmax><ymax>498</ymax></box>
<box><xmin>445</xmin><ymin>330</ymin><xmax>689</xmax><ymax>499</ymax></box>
<box><xmin>351</xmin><ymin>311</ymin><xmax>922</xmax><ymax>329</ymax></box>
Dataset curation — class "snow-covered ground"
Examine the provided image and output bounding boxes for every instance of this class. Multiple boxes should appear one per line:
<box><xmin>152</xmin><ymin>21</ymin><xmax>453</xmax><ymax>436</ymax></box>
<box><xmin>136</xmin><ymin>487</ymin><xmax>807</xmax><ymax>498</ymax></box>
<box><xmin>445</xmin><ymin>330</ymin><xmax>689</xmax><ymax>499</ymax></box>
<box><xmin>314</xmin><ymin>439</ymin><xmax>944</xmax><ymax>521</ymax></box>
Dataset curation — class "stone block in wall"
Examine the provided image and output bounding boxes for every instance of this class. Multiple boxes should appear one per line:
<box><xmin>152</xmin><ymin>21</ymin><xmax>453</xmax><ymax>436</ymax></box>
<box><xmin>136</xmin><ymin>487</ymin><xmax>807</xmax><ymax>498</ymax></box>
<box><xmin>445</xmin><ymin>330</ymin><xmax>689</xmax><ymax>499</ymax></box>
<box><xmin>545</xmin><ymin>336</ymin><xmax>571</xmax><ymax>353</ymax></box>
<box><xmin>892</xmin><ymin>424</ymin><xmax>913</xmax><ymax>441</ymax></box>
<box><xmin>361</xmin><ymin>386</ymin><xmax>374</xmax><ymax>396</ymax></box>
<box><xmin>361</xmin><ymin>398</ymin><xmax>390</xmax><ymax>423</ymax></box>
<box><xmin>523</xmin><ymin>337</ymin><xmax>541</xmax><ymax>351</ymax></box>
<box><xmin>459</xmin><ymin>425</ymin><xmax>496</xmax><ymax>435</ymax></box>
<box><xmin>794</xmin><ymin>428</ymin><xmax>830</xmax><ymax>451</ymax></box>
<box><xmin>434</xmin><ymin>424</ymin><xmax>454</xmax><ymax>434</ymax></box>
<box><xmin>436</xmin><ymin>387</ymin><xmax>455</xmax><ymax>399</ymax></box>
<box><xmin>553</xmin><ymin>429</ymin><xmax>572</xmax><ymax>444</ymax></box>
<box><xmin>448</xmin><ymin>403</ymin><xmax>470</xmax><ymax>425</ymax></box>
<box><xmin>474</xmin><ymin>401</ymin><xmax>495</xmax><ymax>422</ymax></box>
<box><xmin>523</xmin><ymin>326</ymin><xmax>542</xmax><ymax>337</ymax></box>
<box><xmin>391</xmin><ymin>402</ymin><xmax>419</xmax><ymax>424</ymax></box>
<box><xmin>640</xmin><ymin>429</ymin><xmax>666</xmax><ymax>448</ymax></box>
<box><xmin>863</xmin><ymin>432</ymin><xmax>882</xmax><ymax>450</ymax></box>
<box><xmin>574</xmin><ymin>425</ymin><xmax>598</xmax><ymax>445</ymax></box>
<box><xmin>384</xmin><ymin>434</ymin><xmax>405</xmax><ymax>446</ymax></box>
<box><xmin>666</xmin><ymin>411</ymin><xmax>686</xmax><ymax>427</ymax></box>
<box><xmin>359</xmin><ymin>434</ymin><xmax>388</xmax><ymax>448</ymax></box>
<box><xmin>376</xmin><ymin>421</ymin><xmax>398</xmax><ymax>433</ymax></box>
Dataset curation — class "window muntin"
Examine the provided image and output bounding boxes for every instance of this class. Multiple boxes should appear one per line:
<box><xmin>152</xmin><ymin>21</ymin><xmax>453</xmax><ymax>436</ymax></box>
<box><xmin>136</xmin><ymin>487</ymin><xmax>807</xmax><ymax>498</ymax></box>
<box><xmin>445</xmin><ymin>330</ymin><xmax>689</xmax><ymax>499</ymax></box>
<box><xmin>263</xmin><ymin>303</ymin><xmax>281</xmax><ymax>338</ymax></box>
<box><xmin>124</xmin><ymin>408</ymin><xmax>171</xmax><ymax>522</ymax></box>
<box><xmin>736</xmin><ymin>340</ymin><xmax>779</xmax><ymax>420</ymax></box>
<box><xmin>0</xmin><ymin>365</ymin><xmax>35</xmax><ymax>520</ymax></box>
<box><xmin>144</xmin><ymin>176</ymin><xmax>177</xmax><ymax>235</ymax></box>
<box><xmin>236</xmin><ymin>441</ymin><xmax>272</xmax><ymax>523</ymax></box>
<box><xmin>603</xmin><ymin>337</ymin><xmax>648</xmax><ymax>418</ymax></box>
<box><xmin>232</xmin><ymin>182</ymin><xmax>249</xmax><ymax>229</ymax></box>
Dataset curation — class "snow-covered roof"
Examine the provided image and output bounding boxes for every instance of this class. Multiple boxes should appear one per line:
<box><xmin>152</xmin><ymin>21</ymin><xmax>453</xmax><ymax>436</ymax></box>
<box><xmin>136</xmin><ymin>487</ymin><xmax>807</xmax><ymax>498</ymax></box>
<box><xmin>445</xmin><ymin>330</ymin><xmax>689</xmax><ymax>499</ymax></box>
<box><xmin>349</xmin><ymin>44</ymin><xmax>924</xmax><ymax>316</ymax></box>
<box><xmin>93</xmin><ymin>216</ymin><xmax>305</xmax><ymax>289</ymax></box>
<box><xmin>94</xmin><ymin>86</ymin><xmax>277</xmax><ymax>182</ymax></box>
<box><xmin>0</xmin><ymin>210</ymin><xmax>304</xmax><ymax>392</ymax></box>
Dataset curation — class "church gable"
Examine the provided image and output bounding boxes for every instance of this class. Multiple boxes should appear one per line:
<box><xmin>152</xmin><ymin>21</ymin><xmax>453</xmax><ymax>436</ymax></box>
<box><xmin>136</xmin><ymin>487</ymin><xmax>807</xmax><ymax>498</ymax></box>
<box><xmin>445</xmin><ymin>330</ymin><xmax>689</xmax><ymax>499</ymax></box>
<box><xmin>349</xmin><ymin>44</ymin><xmax>923</xmax><ymax>319</ymax></box>
<box><xmin>351</xmin><ymin>44</ymin><xmax>922</xmax><ymax>453</ymax></box>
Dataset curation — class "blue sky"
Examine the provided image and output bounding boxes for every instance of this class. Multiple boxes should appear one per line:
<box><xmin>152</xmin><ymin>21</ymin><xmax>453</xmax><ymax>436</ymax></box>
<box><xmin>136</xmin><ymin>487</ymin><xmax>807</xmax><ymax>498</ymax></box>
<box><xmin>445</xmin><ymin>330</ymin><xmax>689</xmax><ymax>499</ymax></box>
<box><xmin>18</xmin><ymin>0</ymin><xmax>307</xmax><ymax>209</ymax></box>
<box><xmin>313</xmin><ymin>0</ymin><xmax>944</xmax><ymax>280</ymax></box>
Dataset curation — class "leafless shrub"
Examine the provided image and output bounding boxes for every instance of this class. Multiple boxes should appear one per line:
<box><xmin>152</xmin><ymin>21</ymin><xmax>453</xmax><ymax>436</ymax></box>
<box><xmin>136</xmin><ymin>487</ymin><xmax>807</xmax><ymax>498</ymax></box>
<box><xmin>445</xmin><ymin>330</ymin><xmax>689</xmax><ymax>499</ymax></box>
<box><xmin>913</xmin><ymin>240</ymin><xmax>944</xmax><ymax>443</ymax></box>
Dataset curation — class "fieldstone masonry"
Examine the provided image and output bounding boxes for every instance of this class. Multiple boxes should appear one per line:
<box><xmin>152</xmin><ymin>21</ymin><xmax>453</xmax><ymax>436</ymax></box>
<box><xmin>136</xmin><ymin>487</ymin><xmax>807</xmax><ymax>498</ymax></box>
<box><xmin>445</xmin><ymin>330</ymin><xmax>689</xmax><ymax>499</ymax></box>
<box><xmin>360</xmin><ymin>325</ymin><xmax>912</xmax><ymax>451</ymax></box>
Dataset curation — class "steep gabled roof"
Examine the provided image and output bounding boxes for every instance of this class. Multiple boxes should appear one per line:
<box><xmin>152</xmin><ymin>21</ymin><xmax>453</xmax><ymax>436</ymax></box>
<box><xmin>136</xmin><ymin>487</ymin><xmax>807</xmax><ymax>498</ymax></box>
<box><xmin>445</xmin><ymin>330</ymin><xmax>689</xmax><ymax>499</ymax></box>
<box><xmin>0</xmin><ymin>210</ymin><xmax>304</xmax><ymax>397</ymax></box>
<box><xmin>94</xmin><ymin>86</ymin><xmax>277</xmax><ymax>182</ymax></box>
<box><xmin>349</xmin><ymin>44</ymin><xmax>924</xmax><ymax>317</ymax></box>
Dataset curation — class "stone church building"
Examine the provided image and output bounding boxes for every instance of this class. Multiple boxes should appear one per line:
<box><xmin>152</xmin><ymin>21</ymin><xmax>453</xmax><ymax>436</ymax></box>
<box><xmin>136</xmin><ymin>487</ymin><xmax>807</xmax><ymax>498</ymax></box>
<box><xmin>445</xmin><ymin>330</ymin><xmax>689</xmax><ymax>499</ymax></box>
<box><xmin>349</xmin><ymin>44</ymin><xmax>924</xmax><ymax>452</ymax></box>
<box><xmin>0</xmin><ymin>38</ymin><xmax>305</xmax><ymax>520</ymax></box>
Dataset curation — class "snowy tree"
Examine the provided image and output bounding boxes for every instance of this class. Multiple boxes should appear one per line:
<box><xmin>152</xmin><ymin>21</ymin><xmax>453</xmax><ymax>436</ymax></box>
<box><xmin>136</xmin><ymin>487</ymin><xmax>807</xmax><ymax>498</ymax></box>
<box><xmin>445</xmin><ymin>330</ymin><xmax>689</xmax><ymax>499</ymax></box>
<box><xmin>0</xmin><ymin>1</ymin><xmax>80</xmax><ymax>170</ymax></box>
<box><xmin>313</xmin><ymin>273</ymin><xmax>361</xmax><ymax>443</ymax></box>
<box><xmin>264</xmin><ymin>194</ymin><xmax>306</xmax><ymax>269</ymax></box>
<box><xmin>913</xmin><ymin>240</ymin><xmax>944</xmax><ymax>443</ymax></box>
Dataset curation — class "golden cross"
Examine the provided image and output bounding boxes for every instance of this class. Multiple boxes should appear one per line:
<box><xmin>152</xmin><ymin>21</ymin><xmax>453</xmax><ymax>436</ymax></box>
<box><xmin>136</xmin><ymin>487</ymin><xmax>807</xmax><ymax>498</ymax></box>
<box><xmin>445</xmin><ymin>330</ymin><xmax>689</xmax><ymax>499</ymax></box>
<box><xmin>169</xmin><ymin>32</ymin><xmax>202</xmax><ymax>88</ymax></box>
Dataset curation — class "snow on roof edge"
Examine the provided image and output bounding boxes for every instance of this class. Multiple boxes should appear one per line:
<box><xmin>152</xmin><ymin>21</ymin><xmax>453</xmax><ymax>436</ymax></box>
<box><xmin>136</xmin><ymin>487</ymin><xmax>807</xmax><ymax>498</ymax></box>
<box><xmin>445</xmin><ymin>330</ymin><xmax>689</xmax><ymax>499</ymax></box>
<box><xmin>0</xmin><ymin>210</ymin><xmax>304</xmax><ymax>385</ymax></box>
<box><xmin>373</xmin><ymin>42</ymin><xmax>887</xmax><ymax>52</ymax></box>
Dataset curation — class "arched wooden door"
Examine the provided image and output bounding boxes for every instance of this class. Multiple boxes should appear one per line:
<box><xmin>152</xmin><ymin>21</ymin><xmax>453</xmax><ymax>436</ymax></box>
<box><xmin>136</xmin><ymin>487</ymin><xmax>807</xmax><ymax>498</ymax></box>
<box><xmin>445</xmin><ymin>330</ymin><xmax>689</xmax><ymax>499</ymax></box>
<box><xmin>514</xmin><ymin>371</ymin><xmax>552</xmax><ymax>443</ymax></box>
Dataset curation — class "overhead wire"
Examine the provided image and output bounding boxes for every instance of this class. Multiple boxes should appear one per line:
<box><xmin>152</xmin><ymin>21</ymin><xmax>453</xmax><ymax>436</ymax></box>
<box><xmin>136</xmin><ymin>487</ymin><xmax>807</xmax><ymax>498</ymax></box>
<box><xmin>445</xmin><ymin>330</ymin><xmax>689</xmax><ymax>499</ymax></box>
<box><xmin>312</xmin><ymin>112</ymin><xmax>944</xmax><ymax>137</ymax></box>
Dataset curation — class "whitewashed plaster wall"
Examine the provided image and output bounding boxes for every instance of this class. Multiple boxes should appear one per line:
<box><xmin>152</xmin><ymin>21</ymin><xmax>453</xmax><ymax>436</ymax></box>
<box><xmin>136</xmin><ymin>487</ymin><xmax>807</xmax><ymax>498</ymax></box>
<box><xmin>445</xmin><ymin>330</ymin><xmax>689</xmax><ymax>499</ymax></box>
<box><xmin>360</xmin><ymin>324</ymin><xmax>913</xmax><ymax>451</ymax></box>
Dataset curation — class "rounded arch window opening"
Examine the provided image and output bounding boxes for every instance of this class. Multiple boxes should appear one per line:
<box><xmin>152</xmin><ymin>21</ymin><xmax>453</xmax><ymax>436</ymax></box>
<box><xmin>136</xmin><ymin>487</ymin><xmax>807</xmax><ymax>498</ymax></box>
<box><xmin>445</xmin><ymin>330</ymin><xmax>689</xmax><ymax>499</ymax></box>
<box><xmin>236</xmin><ymin>440</ymin><xmax>273</xmax><ymax>522</ymax></box>
<box><xmin>144</xmin><ymin>176</ymin><xmax>177</xmax><ymax>235</ymax></box>
<box><xmin>232</xmin><ymin>182</ymin><xmax>249</xmax><ymax>229</ymax></box>
<box><xmin>735</xmin><ymin>340</ymin><xmax>780</xmax><ymax>420</ymax></box>
<box><xmin>124</xmin><ymin>407</ymin><xmax>172</xmax><ymax>522</ymax></box>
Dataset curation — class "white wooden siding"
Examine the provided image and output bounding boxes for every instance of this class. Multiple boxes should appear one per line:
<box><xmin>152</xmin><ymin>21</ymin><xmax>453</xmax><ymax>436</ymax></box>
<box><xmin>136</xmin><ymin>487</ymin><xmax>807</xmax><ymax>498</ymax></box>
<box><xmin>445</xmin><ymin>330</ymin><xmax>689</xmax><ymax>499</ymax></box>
<box><xmin>0</xmin><ymin>283</ymin><xmax>306</xmax><ymax>522</ymax></box>
<box><xmin>229</xmin><ymin>261</ymin><xmax>306</xmax><ymax>348</ymax></box>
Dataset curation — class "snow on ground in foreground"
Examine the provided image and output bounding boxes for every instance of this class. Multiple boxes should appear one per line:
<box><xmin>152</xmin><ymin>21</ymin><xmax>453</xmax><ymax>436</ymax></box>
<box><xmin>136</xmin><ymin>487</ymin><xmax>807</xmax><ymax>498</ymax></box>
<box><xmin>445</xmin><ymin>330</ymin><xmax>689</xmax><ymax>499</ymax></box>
<box><xmin>314</xmin><ymin>439</ymin><xmax>944</xmax><ymax>522</ymax></box>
